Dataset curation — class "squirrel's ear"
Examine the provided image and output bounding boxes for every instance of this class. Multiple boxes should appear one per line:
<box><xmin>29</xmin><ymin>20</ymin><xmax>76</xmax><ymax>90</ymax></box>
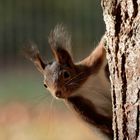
<box><xmin>51</xmin><ymin>46</ymin><xmax>73</xmax><ymax>66</ymax></box>
<box><xmin>48</xmin><ymin>24</ymin><xmax>74</xmax><ymax>67</ymax></box>
<box><xmin>79</xmin><ymin>36</ymin><xmax>106</xmax><ymax>74</ymax></box>
<box><xmin>23</xmin><ymin>41</ymin><xmax>46</xmax><ymax>74</ymax></box>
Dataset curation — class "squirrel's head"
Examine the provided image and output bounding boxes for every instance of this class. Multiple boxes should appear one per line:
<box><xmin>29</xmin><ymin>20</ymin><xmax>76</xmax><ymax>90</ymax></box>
<box><xmin>24</xmin><ymin>25</ymin><xmax>104</xmax><ymax>99</ymax></box>
<box><xmin>23</xmin><ymin>25</ymin><xmax>89</xmax><ymax>99</ymax></box>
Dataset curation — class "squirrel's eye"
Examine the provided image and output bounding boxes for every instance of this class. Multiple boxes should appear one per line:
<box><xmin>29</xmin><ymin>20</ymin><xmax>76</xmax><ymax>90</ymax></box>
<box><xmin>44</xmin><ymin>84</ymin><xmax>47</xmax><ymax>88</ymax></box>
<box><xmin>63</xmin><ymin>71</ymin><xmax>71</xmax><ymax>79</ymax></box>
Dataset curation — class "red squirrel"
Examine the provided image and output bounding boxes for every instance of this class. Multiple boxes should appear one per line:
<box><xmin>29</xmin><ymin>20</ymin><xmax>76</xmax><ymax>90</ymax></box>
<box><xmin>24</xmin><ymin>25</ymin><xmax>113</xmax><ymax>139</ymax></box>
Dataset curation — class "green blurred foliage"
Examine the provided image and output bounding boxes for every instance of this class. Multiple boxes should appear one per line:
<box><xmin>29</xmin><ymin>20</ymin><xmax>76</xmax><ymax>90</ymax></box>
<box><xmin>0</xmin><ymin>0</ymin><xmax>105</xmax><ymax>66</ymax></box>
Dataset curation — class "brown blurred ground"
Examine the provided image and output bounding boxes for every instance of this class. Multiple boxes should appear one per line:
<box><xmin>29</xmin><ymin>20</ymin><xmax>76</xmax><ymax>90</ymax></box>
<box><xmin>0</xmin><ymin>101</ymin><xmax>104</xmax><ymax>140</ymax></box>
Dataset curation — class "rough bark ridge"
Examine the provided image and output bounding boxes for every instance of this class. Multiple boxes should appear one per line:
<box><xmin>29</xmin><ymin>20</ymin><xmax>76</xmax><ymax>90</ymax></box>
<box><xmin>102</xmin><ymin>0</ymin><xmax>140</xmax><ymax>140</ymax></box>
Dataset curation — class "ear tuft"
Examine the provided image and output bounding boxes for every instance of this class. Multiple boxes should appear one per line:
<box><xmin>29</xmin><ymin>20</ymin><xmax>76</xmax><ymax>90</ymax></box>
<box><xmin>23</xmin><ymin>41</ymin><xmax>39</xmax><ymax>62</ymax></box>
<box><xmin>22</xmin><ymin>41</ymin><xmax>46</xmax><ymax>73</ymax></box>
<box><xmin>48</xmin><ymin>24</ymin><xmax>74</xmax><ymax>66</ymax></box>
<box><xmin>48</xmin><ymin>24</ymin><xmax>72</xmax><ymax>55</ymax></box>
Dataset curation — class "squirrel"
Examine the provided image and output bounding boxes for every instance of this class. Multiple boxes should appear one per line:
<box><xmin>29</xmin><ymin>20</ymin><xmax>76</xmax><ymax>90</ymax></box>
<box><xmin>23</xmin><ymin>25</ymin><xmax>113</xmax><ymax>139</ymax></box>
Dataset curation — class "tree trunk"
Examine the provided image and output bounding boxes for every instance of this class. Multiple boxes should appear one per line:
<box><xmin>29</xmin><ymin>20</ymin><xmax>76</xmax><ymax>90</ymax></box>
<box><xmin>101</xmin><ymin>0</ymin><xmax>140</xmax><ymax>140</ymax></box>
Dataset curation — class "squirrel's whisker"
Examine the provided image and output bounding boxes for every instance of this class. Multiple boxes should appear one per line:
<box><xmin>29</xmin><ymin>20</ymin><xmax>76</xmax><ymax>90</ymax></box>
<box><xmin>65</xmin><ymin>72</ymin><xmax>85</xmax><ymax>85</ymax></box>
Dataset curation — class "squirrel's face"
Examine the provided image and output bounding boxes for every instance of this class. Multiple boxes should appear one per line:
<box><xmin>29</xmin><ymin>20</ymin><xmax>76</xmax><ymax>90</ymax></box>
<box><xmin>43</xmin><ymin>56</ymin><xmax>90</xmax><ymax>99</ymax></box>
<box><xmin>43</xmin><ymin>61</ymin><xmax>78</xmax><ymax>99</ymax></box>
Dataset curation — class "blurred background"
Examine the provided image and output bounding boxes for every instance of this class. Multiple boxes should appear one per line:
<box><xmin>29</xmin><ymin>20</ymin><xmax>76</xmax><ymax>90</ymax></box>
<box><xmin>0</xmin><ymin>0</ymin><xmax>106</xmax><ymax>140</ymax></box>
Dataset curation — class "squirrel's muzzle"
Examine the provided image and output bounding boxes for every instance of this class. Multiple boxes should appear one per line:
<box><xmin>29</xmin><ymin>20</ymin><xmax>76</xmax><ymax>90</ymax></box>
<box><xmin>55</xmin><ymin>90</ymin><xmax>68</xmax><ymax>99</ymax></box>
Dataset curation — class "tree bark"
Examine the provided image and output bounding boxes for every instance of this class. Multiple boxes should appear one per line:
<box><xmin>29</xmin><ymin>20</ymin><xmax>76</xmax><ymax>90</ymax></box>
<box><xmin>101</xmin><ymin>0</ymin><xmax>140</xmax><ymax>140</ymax></box>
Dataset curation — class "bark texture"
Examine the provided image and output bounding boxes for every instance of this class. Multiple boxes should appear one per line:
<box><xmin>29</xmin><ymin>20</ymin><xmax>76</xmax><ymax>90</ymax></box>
<box><xmin>102</xmin><ymin>0</ymin><xmax>140</xmax><ymax>140</ymax></box>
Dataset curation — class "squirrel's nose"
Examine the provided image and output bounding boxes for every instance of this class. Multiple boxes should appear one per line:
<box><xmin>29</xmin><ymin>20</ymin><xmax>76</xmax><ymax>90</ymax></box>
<box><xmin>55</xmin><ymin>90</ymin><xmax>62</xmax><ymax>98</ymax></box>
